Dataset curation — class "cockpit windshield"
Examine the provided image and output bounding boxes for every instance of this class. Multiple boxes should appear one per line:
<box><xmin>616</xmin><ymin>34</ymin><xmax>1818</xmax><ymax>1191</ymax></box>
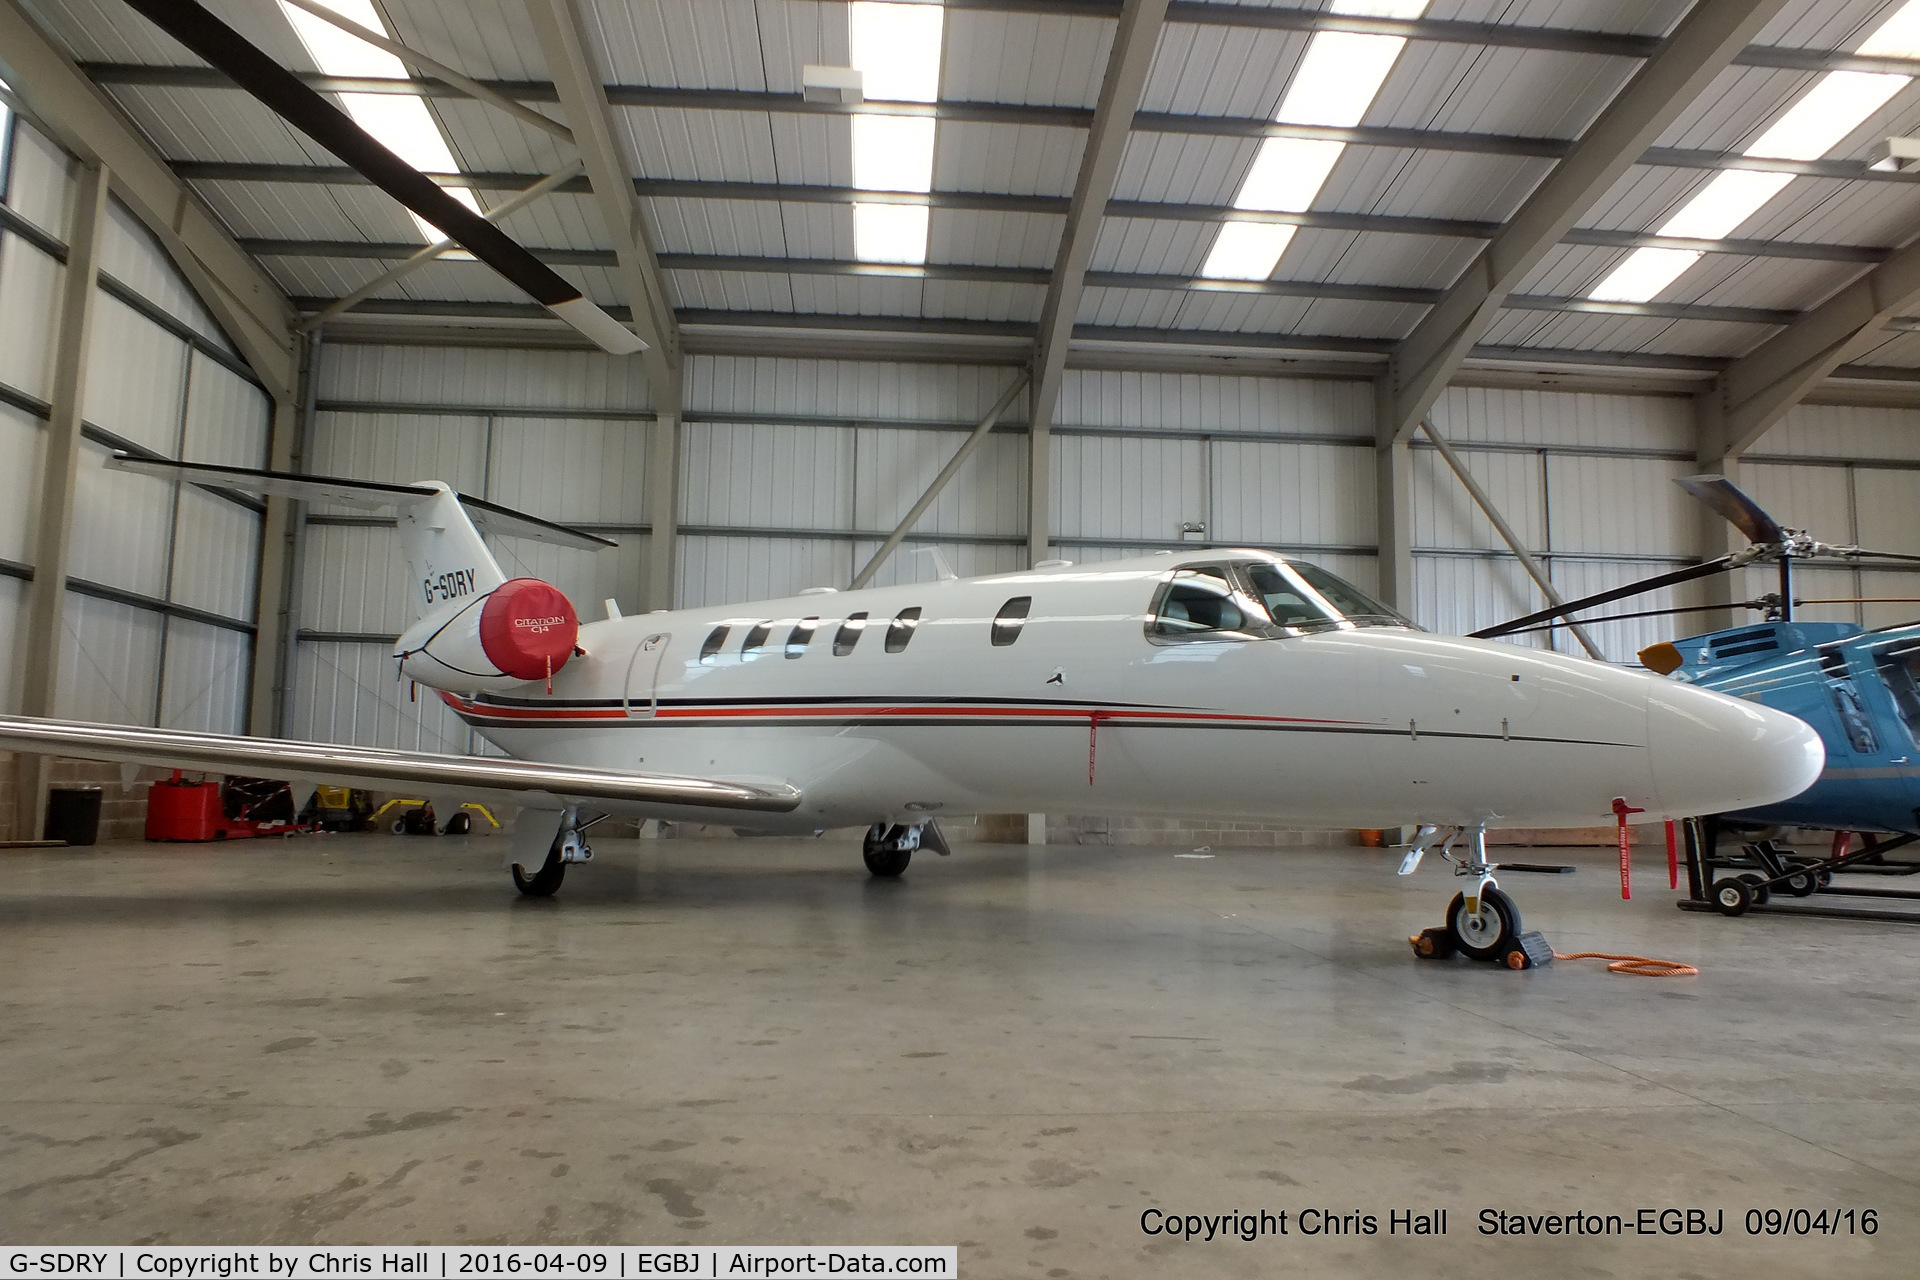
<box><xmin>1241</xmin><ymin>561</ymin><xmax>1413</xmax><ymax>632</ymax></box>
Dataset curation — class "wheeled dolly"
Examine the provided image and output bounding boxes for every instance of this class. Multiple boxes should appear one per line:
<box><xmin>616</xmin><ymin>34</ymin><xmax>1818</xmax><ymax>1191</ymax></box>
<box><xmin>1677</xmin><ymin>817</ymin><xmax>1920</xmax><ymax>919</ymax></box>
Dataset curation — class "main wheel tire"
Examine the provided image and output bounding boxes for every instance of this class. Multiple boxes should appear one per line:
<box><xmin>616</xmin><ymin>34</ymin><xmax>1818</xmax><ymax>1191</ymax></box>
<box><xmin>442</xmin><ymin>811</ymin><xmax>473</xmax><ymax>836</ymax></box>
<box><xmin>512</xmin><ymin>837</ymin><xmax>567</xmax><ymax>897</ymax></box>
<box><xmin>863</xmin><ymin>844</ymin><xmax>912</xmax><ymax>877</ymax></box>
<box><xmin>1711</xmin><ymin>876</ymin><xmax>1752</xmax><ymax>917</ymax></box>
<box><xmin>1445</xmin><ymin>887</ymin><xmax>1520</xmax><ymax>963</ymax></box>
<box><xmin>1737</xmin><ymin>872</ymin><xmax>1771</xmax><ymax>905</ymax></box>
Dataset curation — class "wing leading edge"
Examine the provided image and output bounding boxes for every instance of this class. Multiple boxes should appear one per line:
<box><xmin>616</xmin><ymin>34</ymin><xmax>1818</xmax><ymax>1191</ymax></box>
<box><xmin>0</xmin><ymin>716</ymin><xmax>801</xmax><ymax>817</ymax></box>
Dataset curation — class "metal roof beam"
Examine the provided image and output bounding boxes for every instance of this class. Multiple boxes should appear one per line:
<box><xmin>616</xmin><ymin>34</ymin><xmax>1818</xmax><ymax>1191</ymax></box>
<box><xmin>2</xmin><ymin>7</ymin><xmax>294</xmax><ymax>397</ymax></box>
<box><xmin>1377</xmin><ymin>0</ymin><xmax>1792</xmax><ymax>446</ymax></box>
<box><xmin>203</xmin><ymin>169</ymin><xmax>1888</xmax><ymax>265</ymax></box>
<box><xmin>1710</xmin><ymin>233</ymin><xmax>1920</xmax><ymax>458</ymax></box>
<box><xmin>98</xmin><ymin>65</ymin><xmax>1920</xmax><ymax>184</ymax></box>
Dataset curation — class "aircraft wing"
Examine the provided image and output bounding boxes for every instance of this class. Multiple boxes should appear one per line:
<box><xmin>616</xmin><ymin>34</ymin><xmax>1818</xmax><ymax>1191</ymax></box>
<box><xmin>0</xmin><ymin>715</ymin><xmax>801</xmax><ymax>818</ymax></box>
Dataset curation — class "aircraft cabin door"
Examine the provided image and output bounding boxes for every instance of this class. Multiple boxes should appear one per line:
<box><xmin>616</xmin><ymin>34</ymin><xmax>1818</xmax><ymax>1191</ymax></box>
<box><xmin>624</xmin><ymin>632</ymin><xmax>671</xmax><ymax>718</ymax></box>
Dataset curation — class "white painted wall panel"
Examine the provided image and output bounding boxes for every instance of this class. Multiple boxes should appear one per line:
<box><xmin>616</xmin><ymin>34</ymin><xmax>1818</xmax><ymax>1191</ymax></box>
<box><xmin>1546</xmin><ymin>455</ymin><xmax>1698</xmax><ymax>557</ymax></box>
<box><xmin>1411</xmin><ymin>556</ymin><xmax>1549</xmax><ymax>651</ymax></box>
<box><xmin>307</xmin><ymin>412</ymin><xmax>488</xmax><ymax>513</ymax></box>
<box><xmin>81</xmin><ymin>292</ymin><xmax>187</xmax><ymax>452</ymax></box>
<box><xmin>682</xmin><ymin>421</ymin><xmax>851</xmax><ymax>529</ymax></box>
<box><xmin>55</xmin><ymin>593</ymin><xmax>163</xmax><ymax>724</ymax></box>
<box><xmin>159</xmin><ymin>620</ymin><xmax>251</xmax><ymax>734</ymax></box>
<box><xmin>1053</xmin><ymin>435</ymin><xmax>1205</xmax><ymax>543</ymax></box>
<box><xmin>676</xmin><ymin>535</ymin><xmax>849</xmax><ymax>608</ymax></box>
<box><xmin>301</xmin><ymin>524</ymin><xmax>413</xmax><ymax>637</ymax></box>
<box><xmin>1431</xmin><ymin>386</ymin><xmax>1694</xmax><ymax>452</ymax></box>
<box><xmin>3</xmin><ymin>123</ymin><xmax>72</xmax><ymax>239</ymax></box>
<box><xmin>0</xmin><ymin>403</ymin><xmax>44</xmax><ymax>562</ymax></box>
<box><xmin>485</xmin><ymin>417</ymin><xmax>649</xmax><ymax>524</ymax></box>
<box><xmin>0</xmin><ymin>576</ymin><xmax>24</xmax><ymax>714</ymax></box>
<box><xmin>69</xmin><ymin>436</ymin><xmax>173</xmax><ymax>596</ymax></box>
<box><xmin>1739</xmin><ymin>462</ymin><xmax>1854</xmax><ymax>538</ymax></box>
<box><xmin>1859</xmin><ymin>568</ymin><xmax>1920</xmax><ymax>632</ymax></box>
<box><xmin>1210</xmin><ymin>441</ymin><xmax>1373</xmax><ymax>548</ymax></box>
<box><xmin>170</xmin><ymin>495</ymin><xmax>261</xmax><ymax>621</ymax></box>
<box><xmin>1754</xmin><ymin>404</ymin><xmax>1920</xmax><ymax>460</ymax></box>
<box><xmin>853</xmin><ymin>541</ymin><xmax>1024</xmax><ymax>590</ymax></box>
<box><xmin>854</xmin><ymin>429</ymin><xmax>1024</xmax><ymax>537</ymax></box>
<box><xmin>1411</xmin><ymin>446</ymin><xmax>1543</xmax><ymax>551</ymax></box>
<box><xmin>98</xmin><ymin>201</ymin><xmax>229</xmax><ymax>348</ymax></box>
<box><xmin>288</xmin><ymin>640</ymin><xmax>472</xmax><ymax>753</ymax></box>
<box><xmin>1055</xmin><ymin>371</ymin><xmax>1372</xmax><ymax>435</ymax></box>
<box><xmin>1855</xmin><ymin>469</ymin><xmax>1920</xmax><ymax>555</ymax></box>
<box><xmin>0</xmin><ymin>234</ymin><xmax>63</xmax><ymax>400</ymax></box>
<box><xmin>490</xmin><ymin>535</ymin><xmax>649</xmax><ymax>620</ymax></box>
<box><xmin>687</xmin><ymin>356</ymin><xmax>1021</xmax><ymax>424</ymax></box>
<box><xmin>322</xmin><ymin>346</ymin><xmax>651</xmax><ymax>413</ymax></box>
<box><xmin>180</xmin><ymin>353</ymin><xmax>270</xmax><ymax>466</ymax></box>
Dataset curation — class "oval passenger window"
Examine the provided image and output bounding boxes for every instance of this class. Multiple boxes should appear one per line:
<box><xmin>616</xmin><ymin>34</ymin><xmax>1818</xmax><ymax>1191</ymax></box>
<box><xmin>991</xmin><ymin>597</ymin><xmax>1031</xmax><ymax>647</ymax></box>
<box><xmin>833</xmin><ymin>613</ymin><xmax>869</xmax><ymax>656</ymax></box>
<box><xmin>785</xmin><ymin>617</ymin><xmax>818</xmax><ymax>659</ymax></box>
<box><xmin>886</xmin><ymin>607</ymin><xmax>923</xmax><ymax>653</ymax></box>
<box><xmin>699</xmin><ymin>625</ymin><xmax>730</xmax><ymax>663</ymax></box>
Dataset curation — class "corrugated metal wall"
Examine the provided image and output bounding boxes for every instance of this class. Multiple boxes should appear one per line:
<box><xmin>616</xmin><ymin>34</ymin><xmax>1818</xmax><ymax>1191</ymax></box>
<box><xmin>0</xmin><ymin>113</ymin><xmax>269</xmax><ymax>728</ymax></box>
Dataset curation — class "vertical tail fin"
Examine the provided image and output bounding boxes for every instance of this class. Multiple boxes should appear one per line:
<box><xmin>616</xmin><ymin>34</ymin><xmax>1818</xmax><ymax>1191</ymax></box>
<box><xmin>397</xmin><ymin>484</ymin><xmax>507</xmax><ymax>621</ymax></box>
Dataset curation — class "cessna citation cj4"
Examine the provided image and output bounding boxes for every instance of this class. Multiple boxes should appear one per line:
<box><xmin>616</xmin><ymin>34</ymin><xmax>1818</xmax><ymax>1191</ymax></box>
<box><xmin>0</xmin><ymin>456</ymin><xmax>1823</xmax><ymax>962</ymax></box>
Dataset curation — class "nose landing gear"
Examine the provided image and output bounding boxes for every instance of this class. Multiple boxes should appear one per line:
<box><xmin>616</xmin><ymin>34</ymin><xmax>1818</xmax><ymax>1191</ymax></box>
<box><xmin>862</xmin><ymin>819</ymin><xmax>952</xmax><ymax>877</ymax></box>
<box><xmin>1405</xmin><ymin>825</ymin><xmax>1555</xmax><ymax>970</ymax></box>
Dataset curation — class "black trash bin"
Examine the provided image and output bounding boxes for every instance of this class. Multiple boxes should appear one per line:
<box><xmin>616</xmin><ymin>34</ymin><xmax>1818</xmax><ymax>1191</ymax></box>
<box><xmin>45</xmin><ymin>787</ymin><xmax>102</xmax><ymax>846</ymax></box>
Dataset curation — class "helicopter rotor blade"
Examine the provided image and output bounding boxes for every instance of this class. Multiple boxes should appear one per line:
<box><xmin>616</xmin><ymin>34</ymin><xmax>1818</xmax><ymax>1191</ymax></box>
<box><xmin>1496</xmin><ymin>600</ymin><xmax>1771</xmax><ymax>637</ymax></box>
<box><xmin>1676</xmin><ymin>475</ymin><xmax>1785</xmax><ymax>546</ymax></box>
<box><xmin>1469</xmin><ymin>557</ymin><xmax>1736</xmax><ymax>640</ymax></box>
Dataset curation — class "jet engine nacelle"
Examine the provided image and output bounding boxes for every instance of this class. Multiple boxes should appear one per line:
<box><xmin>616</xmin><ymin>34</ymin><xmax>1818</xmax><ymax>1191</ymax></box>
<box><xmin>395</xmin><ymin>577</ymin><xmax>580</xmax><ymax>693</ymax></box>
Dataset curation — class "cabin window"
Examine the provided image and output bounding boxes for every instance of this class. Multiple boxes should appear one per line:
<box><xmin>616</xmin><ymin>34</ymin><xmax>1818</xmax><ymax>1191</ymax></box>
<box><xmin>886</xmin><ymin>607</ymin><xmax>923</xmax><ymax>653</ymax></box>
<box><xmin>785</xmin><ymin>617</ymin><xmax>818</xmax><ymax>659</ymax></box>
<box><xmin>991</xmin><ymin>596</ymin><xmax>1031</xmax><ymax>647</ymax></box>
<box><xmin>1872</xmin><ymin>641</ymin><xmax>1920</xmax><ymax>749</ymax></box>
<box><xmin>742</xmin><ymin>622</ymin><xmax>772</xmax><ymax>658</ymax></box>
<box><xmin>833</xmin><ymin>613</ymin><xmax>869</xmax><ymax>656</ymax></box>
<box><xmin>699</xmin><ymin>625</ymin><xmax>730</xmax><ymax>663</ymax></box>
<box><xmin>1149</xmin><ymin>568</ymin><xmax>1251</xmax><ymax>639</ymax></box>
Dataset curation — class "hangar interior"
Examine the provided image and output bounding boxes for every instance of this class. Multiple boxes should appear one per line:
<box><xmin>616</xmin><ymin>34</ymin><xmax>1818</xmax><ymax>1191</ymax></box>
<box><xmin>4</xmin><ymin>0</ymin><xmax>1920</xmax><ymax>1268</ymax></box>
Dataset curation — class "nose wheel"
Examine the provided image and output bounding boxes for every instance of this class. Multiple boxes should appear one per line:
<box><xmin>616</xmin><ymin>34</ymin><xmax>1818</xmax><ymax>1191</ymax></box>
<box><xmin>1406</xmin><ymin>826</ymin><xmax>1554</xmax><ymax>970</ymax></box>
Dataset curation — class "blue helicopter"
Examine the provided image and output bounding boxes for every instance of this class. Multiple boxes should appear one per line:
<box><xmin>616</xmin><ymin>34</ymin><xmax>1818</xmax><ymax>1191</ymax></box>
<box><xmin>1472</xmin><ymin>476</ymin><xmax>1920</xmax><ymax>919</ymax></box>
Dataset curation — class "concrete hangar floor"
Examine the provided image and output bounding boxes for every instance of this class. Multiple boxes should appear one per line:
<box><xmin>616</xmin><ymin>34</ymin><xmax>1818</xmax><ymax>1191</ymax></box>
<box><xmin>2</xmin><ymin>832</ymin><xmax>1917</xmax><ymax>1277</ymax></box>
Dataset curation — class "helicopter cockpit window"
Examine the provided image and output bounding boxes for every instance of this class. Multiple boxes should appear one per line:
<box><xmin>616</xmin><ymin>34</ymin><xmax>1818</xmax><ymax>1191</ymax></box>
<box><xmin>1149</xmin><ymin>568</ymin><xmax>1264</xmax><ymax>640</ymax></box>
<box><xmin>1871</xmin><ymin>641</ymin><xmax>1920</xmax><ymax>750</ymax></box>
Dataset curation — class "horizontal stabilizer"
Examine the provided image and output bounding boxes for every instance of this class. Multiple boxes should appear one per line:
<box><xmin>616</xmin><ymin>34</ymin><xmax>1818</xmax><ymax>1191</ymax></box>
<box><xmin>106</xmin><ymin>455</ymin><xmax>615</xmax><ymax>550</ymax></box>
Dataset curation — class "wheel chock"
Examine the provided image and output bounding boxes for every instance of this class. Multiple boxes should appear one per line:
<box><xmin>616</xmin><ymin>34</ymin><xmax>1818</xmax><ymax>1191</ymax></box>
<box><xmin>1410</xmin><ymin>926</ymin><xmax>1455</xmax><ymax>960</ymax></box>
<box><xmin>1501</xmin><ymin>930</ymin><xmax>1555</xmax><ymax>970</ymax></box>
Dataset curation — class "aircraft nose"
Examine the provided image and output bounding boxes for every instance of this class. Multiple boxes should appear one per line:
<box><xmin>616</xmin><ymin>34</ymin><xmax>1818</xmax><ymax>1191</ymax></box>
<box><xmin>1647</xmin><ymin>681</ymin><xmax>1824</xmax><ymax>817</ymax></box>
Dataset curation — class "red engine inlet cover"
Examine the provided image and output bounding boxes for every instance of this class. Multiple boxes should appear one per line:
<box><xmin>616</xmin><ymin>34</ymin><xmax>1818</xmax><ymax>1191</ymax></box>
<box><xmin>478</xmin><ymin>578</ymin><xmax>580</xmax><ymax>681</ymax></box>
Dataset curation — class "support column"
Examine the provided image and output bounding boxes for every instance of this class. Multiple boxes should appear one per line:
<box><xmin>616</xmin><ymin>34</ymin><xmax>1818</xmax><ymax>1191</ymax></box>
<box><xmin>644</xmin><ymin>372</ymin><xmax>681</xmax><ymax>612</ymax></box>
<box><xmin>1026</xmin><ymin>377</ymin><xmax>1051</xmax><ymax>566</ymax></box>
<box><xmin>1374</xmin><ymin>380</ymin><xmax>1415</xmax><ymax>613</ymax></box>
<box><xmin>14</xmin><ymin>161</ymin><xmax>108</xmax><ymax>838</ymax></box>
<box><xmin>251</xmin><ymin>329</ymin><xmax>322</xmax><ymax>736</ymax></box>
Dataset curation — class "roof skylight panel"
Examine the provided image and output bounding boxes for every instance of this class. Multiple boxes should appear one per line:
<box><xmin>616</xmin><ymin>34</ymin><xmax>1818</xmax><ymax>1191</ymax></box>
<box><xmin>1199</xmin><ymin>1</ymin><xmax>1429</xmax><ymax>281</ymax></box>
<box><xmin>280</xmin><ymin>0</ymin><xmax>480</xmax><ymax>242</ymax></box>
<box><xmin>848</xmin><ymin>1</ymin><xmax>944</xmax><ymax>264</ymax></box>
<box><xmin>1590</xmin><ymin>0</ymin><xmax>1920</xmax><ymax>304</ymax></box>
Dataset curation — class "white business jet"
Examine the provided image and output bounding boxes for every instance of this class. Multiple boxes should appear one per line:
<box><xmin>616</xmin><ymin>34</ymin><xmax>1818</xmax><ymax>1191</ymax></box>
<box><xmin>0</xmin><ymin>456</ymin><xmax>1822</xmax><ymax>962</ymax></box>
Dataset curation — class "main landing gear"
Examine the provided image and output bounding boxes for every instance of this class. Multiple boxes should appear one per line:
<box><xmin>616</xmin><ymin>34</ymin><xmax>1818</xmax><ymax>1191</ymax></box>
<box><xmin>1401</xmin><ymin>825</ymin><xmax>1555</xmax><ymax>970</ymax></box>
<box><xmin>510</xmin><ymin>809</ymin><xmax>602</xmax><ymax>898</ymax></box>
<box><xmin>862</xmin><ymin>819</ymin><xmax>952</xmax><ymax>878</ymax></box>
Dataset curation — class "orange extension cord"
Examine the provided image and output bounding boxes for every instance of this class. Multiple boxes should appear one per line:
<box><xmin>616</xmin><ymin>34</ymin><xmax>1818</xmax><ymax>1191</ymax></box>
<box><xmin>1550</xmin><ymin>950</ymin><xmax>1698</xmax><ymax>978</ymax></box>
